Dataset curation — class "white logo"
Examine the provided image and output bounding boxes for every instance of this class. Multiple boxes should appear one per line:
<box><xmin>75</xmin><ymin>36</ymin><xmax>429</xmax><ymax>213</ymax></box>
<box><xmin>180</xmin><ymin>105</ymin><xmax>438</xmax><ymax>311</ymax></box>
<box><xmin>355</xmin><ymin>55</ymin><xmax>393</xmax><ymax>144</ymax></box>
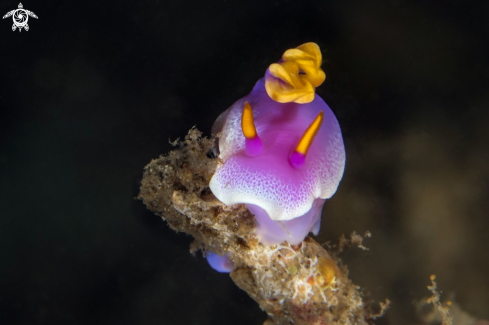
<box><xmin>3</xmin><ymin>3</ymin><xmax>37</xmax><ymax>32</ymax></box>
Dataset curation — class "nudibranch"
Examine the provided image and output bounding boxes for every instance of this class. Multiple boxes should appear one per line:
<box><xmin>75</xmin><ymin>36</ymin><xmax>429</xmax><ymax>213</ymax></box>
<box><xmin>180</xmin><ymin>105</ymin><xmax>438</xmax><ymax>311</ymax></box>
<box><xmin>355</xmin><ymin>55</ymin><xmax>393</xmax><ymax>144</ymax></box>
<box><xmin>205</xmin><ymin>252</ymin><xmax>236</xmax><ymax>273</ymax></box>
<box><xmin>209</xmin><ymin>42</ymin><xmax>345</xmax><ymax>247</ymax></box>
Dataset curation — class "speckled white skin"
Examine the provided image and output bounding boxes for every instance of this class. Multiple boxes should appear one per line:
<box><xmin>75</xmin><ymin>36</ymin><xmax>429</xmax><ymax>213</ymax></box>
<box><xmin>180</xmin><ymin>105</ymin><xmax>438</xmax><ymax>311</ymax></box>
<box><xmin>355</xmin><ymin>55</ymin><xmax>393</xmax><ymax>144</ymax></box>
<box><xmin>211</xmin><ymin>78</ymin><xmax>344</xmax><ymax>213</ymax></box>
<box><xmin>209</xmin><ymin>78</ymin><xmax>345</xmax><ymax>244</ymax></box>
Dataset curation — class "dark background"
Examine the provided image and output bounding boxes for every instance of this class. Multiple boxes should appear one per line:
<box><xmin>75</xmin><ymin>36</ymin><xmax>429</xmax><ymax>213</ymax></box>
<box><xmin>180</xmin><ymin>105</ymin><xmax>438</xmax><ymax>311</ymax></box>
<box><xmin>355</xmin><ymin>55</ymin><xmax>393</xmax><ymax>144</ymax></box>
<box><xmin>1</xmin><ymin>0</ymin><xmax>488</xmax><ymax>324</ymax></box>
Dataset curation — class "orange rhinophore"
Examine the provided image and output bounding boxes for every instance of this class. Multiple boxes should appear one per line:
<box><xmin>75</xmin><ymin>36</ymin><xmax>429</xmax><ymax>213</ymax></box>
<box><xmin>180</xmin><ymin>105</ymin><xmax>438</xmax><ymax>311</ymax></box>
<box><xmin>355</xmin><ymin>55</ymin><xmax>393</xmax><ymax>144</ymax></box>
<box><xmin>241</xmin><ymin>102</ymin><xmax>263</xmax><ymax>157</ymax></box>
<box><xmin>289</xmin><ymin>111</ymin><xmax>324</xmax><ymax>169</ymax></box>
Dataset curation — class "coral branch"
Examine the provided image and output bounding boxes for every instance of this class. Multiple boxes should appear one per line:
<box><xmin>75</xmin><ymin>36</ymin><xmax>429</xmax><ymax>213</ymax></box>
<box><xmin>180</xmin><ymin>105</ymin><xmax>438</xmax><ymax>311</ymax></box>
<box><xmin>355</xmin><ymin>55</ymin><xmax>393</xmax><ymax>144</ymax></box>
<box><xmin>138</xmin><ymin>128</ymin><xmax>380</xmax><ymax>325</ymax></box>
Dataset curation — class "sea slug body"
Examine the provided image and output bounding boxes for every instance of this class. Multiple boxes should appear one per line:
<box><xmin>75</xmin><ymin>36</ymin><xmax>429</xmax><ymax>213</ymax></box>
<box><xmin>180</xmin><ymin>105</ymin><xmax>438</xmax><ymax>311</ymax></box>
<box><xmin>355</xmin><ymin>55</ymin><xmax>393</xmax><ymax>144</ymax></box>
<box><xmin>209</xmin><ymin>43</ymin><xmax>345</xmax><ymax>247</ymax></box>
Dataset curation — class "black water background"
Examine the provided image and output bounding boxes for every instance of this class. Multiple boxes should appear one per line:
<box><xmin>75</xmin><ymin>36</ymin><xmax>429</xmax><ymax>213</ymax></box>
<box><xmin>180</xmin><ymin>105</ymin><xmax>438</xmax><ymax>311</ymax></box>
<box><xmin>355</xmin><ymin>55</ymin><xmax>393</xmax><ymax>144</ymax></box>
<box><xmin>1</xmin><ymin>0</ymin><xmax>488</xmax><ymax>324</ymax></box>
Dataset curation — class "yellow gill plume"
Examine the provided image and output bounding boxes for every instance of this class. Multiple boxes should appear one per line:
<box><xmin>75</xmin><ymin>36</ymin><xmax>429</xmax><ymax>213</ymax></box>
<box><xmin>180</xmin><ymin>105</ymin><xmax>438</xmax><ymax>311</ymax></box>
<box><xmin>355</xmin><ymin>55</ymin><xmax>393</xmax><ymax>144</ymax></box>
<box><xmin>265</xmin><ymin>42</ymin><xmax>326</xmax><ymax>104</ymax></box>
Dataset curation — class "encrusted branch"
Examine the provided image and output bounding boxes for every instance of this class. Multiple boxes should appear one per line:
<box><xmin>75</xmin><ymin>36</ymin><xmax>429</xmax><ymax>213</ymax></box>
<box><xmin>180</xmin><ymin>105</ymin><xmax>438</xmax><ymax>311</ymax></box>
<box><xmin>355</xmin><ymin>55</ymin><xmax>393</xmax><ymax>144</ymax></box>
<box><xmin>138</xmin><ymin>128</ymin><xmax>382</xmax><ymax>325</ymax></box>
